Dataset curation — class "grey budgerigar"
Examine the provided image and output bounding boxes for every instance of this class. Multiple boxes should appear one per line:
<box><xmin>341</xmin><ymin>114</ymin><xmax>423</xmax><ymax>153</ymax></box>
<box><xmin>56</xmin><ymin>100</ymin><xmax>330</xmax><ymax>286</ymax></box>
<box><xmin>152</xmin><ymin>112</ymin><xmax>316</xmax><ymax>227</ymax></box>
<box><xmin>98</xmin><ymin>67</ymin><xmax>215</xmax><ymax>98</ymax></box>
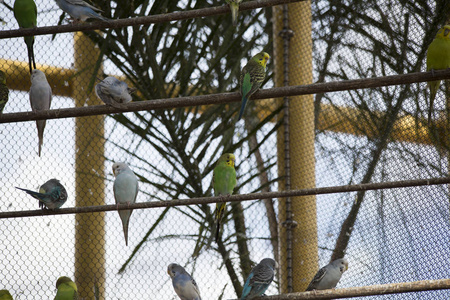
<box><xmin>29</xmin><ymin>69</ymin><xmax>52</xmax><ymax>157</ymax></box>
<box><xmin>95</xmin><ymin>77</ymin><xmax>136</xmax><ymax>108</ymax></box>
<box><xmin>55</xmin><ymin>0</ymin><xmax>108</xmax><ymax>22</ymax></box>
<box><xmin>306</xmin><ymin>258</ymin><xmax>348</xmax><ymax>291</ymax></box>
<box><xmin>167</xmin><ymin>263</ymin><xmax>202</xmax><ymax>300</ymax></box>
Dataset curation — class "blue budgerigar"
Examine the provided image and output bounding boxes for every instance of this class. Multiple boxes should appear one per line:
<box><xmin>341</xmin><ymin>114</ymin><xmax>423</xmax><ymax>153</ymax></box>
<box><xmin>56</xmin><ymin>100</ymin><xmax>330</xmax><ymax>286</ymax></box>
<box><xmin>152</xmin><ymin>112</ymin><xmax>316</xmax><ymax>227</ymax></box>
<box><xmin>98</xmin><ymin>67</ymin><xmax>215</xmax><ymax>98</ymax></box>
<box><xmin>306</xmin><ymin>258</ymin><xmax>348</xmax><ymax>291</ymax></box>
<box><xmin>55</xmin><ymin>0</ymin><xmax>108</xmax><ymax>22</ymax></box>
<box><xmin>241</xmin><ymin>258</ymin><xmax>277</xmax><ymax>300</ymax></box>
<box><xmin>16</xmin><ymin>179</ymin><xmax>68</xmax><ymax>210</ymax></box>
<box><xmin>113</xmin><ymin>162</ymin><xmax>139</xmax><ymax>246</ymax></box>
<box><xmin>167</xmin><ymin>263</ymin><xmax>202</xmax><ymax>300</ymax></box>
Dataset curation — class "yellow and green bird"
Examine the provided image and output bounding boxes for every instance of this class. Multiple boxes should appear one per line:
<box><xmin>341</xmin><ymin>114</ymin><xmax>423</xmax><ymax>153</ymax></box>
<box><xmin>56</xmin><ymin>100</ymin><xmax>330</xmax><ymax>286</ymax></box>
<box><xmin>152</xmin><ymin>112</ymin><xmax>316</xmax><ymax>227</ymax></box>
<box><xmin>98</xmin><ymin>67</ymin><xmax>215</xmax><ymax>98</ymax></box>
<box><xmin>226</xmin><ymin>0</ymin><xmax>243</xmax><ymax>26</ymax></box>
<box><xmin>239</xmin><ymin>52</ymin><xmax>270</xmax><ymax>120</ymax></box>
<box><xmin>0</xmin><ymin>290</ymin><xmax>13</xmax><ymax>300</ymax></box>
<box><xmin>54</xmin><ymin>276</ymin><xmax>78</xmax><ymax>300</ymax></box>
<box><xmin>426</xmin><ymin>25</ymin><xmax>450</xmax><ymax>123</ymax></box>
<box><xmin>13</xmin><ymin>0</ymin><xmax>37</xmax><ymax>74</ymax></box>
<box><xmin>0</xmin><ymin>70</ymin><xmax>9</xmax><ymax>115</ymax></box>
<box><xmin>213</xmin><ymin>153</ymin><xmax>237</xmax><ymax>243</ymax></box>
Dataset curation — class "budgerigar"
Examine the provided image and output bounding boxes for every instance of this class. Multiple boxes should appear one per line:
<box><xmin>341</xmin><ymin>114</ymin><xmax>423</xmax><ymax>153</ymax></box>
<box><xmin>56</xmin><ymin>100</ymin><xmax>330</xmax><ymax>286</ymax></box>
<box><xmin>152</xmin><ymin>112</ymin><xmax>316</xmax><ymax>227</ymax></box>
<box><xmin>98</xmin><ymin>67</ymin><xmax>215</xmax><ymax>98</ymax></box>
<box><xmin>29</xmin><ymin>69</ymin><xmax>52</xmax><ymax>157</ymax></box>
<box><xmin>241</xmin><ymin>258</ymin><xmax>277</xmax><ymax>300</ymax></box>
<box><xmin>212</xmin><ymin>153</ymin><xmax>236</xmax><ymax>243</ymax></box>
<box><xmin>0</xmin><ymin>70</ymin><xmax>9</xmax><ymax>115</ymax></box>
<box><xmin>427</xmin><ymin>25</ymin><xmax>450</xmax><ymax>123</ymax></box>
<box><xmin>167</xmin><ymin>263</ymin><xmax>202</xmax><ymax>300</ymax></box>
<box><xmin>226</xmin><ymin>0</ymin><xmax>243</xmax><ymax>27</ymax></box>
<box><xmin>54</xmin><ymin>276</ymin><xmax>78</xmax><ymax>300</ymax></box>
<box><xmin>0</xmin><ymin>290</ymin><xmax>13</xmax><ymax>300</ymax></box>
<box><xmin>13</xmin><ymin>0</ymin><xmax>37</xmax><ymax>74</ymax></box>
<box><xmin>238</xmin><ymin>52</ymin><xmax>270</xmax><ymax>120</ymax></box>
<box><xmin>113</xmin><ymin>162</ymin><xmax>138</xmax><ymax>246</ymax></box>
<box><xmin>55</xmin><ymin>0</ymin><xmax>108</xmax><ymax>22</ymax></box>
<box><xmin>306</xmin><ymin>258</ymin><xmax>348</xmax><ymax>291</ymax></box>
<box><xmin>95</xmin><ymin>77</ymin><xmax>137</xmax><ymax>108</ymax></box>
<box><xmin>16</xmin><ymin>179</ymin><xmax>67</xmax><ymax>210</ymax></box>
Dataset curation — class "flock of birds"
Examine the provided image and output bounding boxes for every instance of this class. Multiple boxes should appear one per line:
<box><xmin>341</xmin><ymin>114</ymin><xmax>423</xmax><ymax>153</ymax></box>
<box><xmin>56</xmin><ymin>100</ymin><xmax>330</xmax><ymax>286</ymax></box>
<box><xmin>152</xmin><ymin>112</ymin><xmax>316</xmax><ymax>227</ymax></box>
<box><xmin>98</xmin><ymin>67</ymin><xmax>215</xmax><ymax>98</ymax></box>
<box><xmin>1</xmin><ymin>0</ymin><xmax>450</xmax><ymax>299</ymax></box>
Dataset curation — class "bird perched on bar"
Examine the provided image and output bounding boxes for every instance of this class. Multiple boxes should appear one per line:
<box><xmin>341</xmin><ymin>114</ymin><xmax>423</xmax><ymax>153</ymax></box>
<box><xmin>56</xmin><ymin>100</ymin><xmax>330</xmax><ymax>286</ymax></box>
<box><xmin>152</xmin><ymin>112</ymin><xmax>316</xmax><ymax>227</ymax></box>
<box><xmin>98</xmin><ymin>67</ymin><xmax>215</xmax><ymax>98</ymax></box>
<box><xmin>29</xmin><ymin>69</ymin><xmax>52</xmax><ymax>156</ymax></box>
<box><xmin>306</xmin><ymin>258</ymin><xmax>348</xmax><ymax>291</ymax></box>
<box><xmin>55</xmin><ymin>0</ymin><xmax>108</xmax><ymax>23</ymax></box>
<box><xmin>0</xmin><ymin>70</ymin><xmax>9</xmax><ymax>115</ymax></box>
<box><xmin>167</xmin><ymin>263</ymin><xmax>202</xmax><ymax>300</ymax></box>
<box><xmin>238</xmin><ymin>52</ymin><xmax>270</xmax><ymax>120</ymax></box>
<box><xmin>13</xmin><ymin>0</ymin><xmax>37</xmax><ymax>74</ymax></box>
<box><xmin>426</xmin><ymin>25</ymin><xmax>450</xmax><ymax>124</ymax></box>
<box><xmin>113</xmin><ymin>162</ymin><xmax>139</xmax><ymax>246</ymax></box>
<box><xmin>16</xmin><ymin>179</ymin><xmax>67</xmax><ymax>210</ymax></box>
<box><xmin>241</xmin><ymin>258</ymin><xmax>277</xmax><ymax>300</ymax></box>
<box><xmin>95</xmin><ymin>77</ymin><xmax>136</xmax><ymax>108</ymax></box>
<box><xmin>0</xmin><ymin>290</ymin><xmax>13</xmax><ymax>300</ymax></box>
<box><xmin>226</xmin><ymin>0</ymin><xmax>243</xmax><ymax>26</ymax></box>
<box><xmin>54</xmin><ymin>276</ymin><xmax>78</xmax><ymax>300</ymax></box>
<box><xmin>212</xmin><ymin>153</ymin><xmax>237</xmax><ymax>243</ymax></box>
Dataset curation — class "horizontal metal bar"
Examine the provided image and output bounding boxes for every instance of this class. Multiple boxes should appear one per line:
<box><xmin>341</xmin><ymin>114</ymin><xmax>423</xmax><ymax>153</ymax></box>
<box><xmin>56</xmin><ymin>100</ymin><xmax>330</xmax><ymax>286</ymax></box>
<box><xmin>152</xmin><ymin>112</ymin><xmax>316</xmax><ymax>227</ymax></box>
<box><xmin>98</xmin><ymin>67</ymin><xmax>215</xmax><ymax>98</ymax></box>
<box><xmin>1</xmin><ymin>176</ymin><xmax>448</xmax><ymax>219</ymax></box>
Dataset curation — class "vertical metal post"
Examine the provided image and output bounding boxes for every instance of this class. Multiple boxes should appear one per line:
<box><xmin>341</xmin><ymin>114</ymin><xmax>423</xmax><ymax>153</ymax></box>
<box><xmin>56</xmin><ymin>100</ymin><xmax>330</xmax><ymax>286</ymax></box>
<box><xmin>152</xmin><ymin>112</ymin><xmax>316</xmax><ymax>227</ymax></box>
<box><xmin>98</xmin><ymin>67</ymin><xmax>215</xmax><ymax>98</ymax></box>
<box><xmin>274</xmin><ymin>1</ymin><xmax>318</xmax><ymax>293</ymax></box>
<box><xmin>73</xmin><ymin>32</ymin><xmax>106</xmax><ymax>299</ymax></box>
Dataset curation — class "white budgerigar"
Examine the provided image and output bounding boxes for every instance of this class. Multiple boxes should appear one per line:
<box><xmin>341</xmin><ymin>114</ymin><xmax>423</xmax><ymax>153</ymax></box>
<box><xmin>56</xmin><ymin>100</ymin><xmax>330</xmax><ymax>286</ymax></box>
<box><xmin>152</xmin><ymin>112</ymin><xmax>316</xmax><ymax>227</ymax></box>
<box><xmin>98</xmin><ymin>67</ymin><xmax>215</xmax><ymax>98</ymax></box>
<box><xmin>306</xmin><ymin>258</ymin><xmax>348</xmax><ymax>291</ymax></box>
<box><xmin>167</xmin><ymin>263</ymin><xmax>202</xmax><ymax>300</ymax></box>
<box><xmin>29</xmin><ymin>69</ymin><xmax>52</xmax><ymax>157</ymax></box>
<box><xmin>113</xmin><ymin>162</ymin><xmax>138</xmax><ymax>246</ymax></box>
<box><xmin>55</xmin><ymin>0</ymin><xmax>108</xmax><ymax>22</ymax></box>
<box><xmin>95</xmin><ymin>77</ymin><xmax>136</xmax><ymax>108</ymax></box>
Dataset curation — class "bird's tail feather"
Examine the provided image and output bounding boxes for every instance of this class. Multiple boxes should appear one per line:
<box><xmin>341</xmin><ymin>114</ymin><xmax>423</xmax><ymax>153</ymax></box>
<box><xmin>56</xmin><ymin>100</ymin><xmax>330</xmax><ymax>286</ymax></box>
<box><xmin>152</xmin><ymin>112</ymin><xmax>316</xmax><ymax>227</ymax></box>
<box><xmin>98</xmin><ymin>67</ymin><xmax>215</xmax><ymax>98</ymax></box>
<box><xmin>119</xmin><ymin>209</ymin><xmax>132</xmax><ymax>246</ymax></box>
<box><xmin>37</xmin><ymin>120</ymin><xmax>46</xmax><ymax>157</ymax></box>
<box><xmin>230</xmin><ymin>3</ymin><xmax>239</xmax><ymax>27</ymax></box>
<box><xmin>16</xmin><ymin>187</ymin><xmax>45</xmax><ymax>200</ymax></box>
<box><xmin>25</xmin><ymin>36</ymin><xmax>35</xmax><ymax>74</ymax></box>
<box><xmin>238</xmin><ymin>96</ymin><xmax>248</xmax><ymax>120</ymax></box>
<box><xmin>428</xmin><ymin>80</ymin><xmax>440</xmax><ymax>125</ymax></box>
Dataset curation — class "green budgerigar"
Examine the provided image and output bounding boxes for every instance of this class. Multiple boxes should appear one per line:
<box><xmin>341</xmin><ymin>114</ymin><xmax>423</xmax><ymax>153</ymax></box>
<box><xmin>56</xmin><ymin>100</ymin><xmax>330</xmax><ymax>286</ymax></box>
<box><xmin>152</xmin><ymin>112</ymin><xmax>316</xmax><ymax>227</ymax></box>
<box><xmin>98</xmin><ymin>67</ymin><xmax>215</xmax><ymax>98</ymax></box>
<box><xmin>0</xmin><ymin>70</ymin><xmax>9</xmax><ymax>115</ymax></box>
<box><xmin>212</xmin><ymin>153</ymin><xmax>237</xmax><ymax>243</ymax></box>
<box><xmin>426</xmin><ymin>25</ymin><xmax>450</xmax><ymax>123</ymax></box>
<box><xmin>0</xmin><ymin>290</ymin><xmax>13</xmax><ymax>300</ymax></box>
<box><xmin>54</xmin><ymin>276</ymin><xmax>78</xmax><ymax>300</ymax></box>
<box><xmin>226</xmin><ymin>0</ymin><xmax>243</xmax><ymax>27</ymax></box>
<box><xmin>13</xmin><ymin>0</ymin><xmax>37</xmax><ymax>74</ymax></box>
<box><xmin>238</xmin><ymin>52</ymin><xmax>270</xmax><ymax>120</ymax></box>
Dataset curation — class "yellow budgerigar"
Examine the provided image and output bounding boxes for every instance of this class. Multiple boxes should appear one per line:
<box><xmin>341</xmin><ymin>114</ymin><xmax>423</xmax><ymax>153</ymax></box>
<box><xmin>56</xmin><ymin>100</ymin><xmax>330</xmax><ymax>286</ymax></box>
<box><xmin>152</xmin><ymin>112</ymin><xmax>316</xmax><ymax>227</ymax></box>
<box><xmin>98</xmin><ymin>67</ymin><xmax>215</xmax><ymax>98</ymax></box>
<box><xmin>426</xmin><ymin>25</ymin><xmax>450</xmax><ymax>123</ymax></box>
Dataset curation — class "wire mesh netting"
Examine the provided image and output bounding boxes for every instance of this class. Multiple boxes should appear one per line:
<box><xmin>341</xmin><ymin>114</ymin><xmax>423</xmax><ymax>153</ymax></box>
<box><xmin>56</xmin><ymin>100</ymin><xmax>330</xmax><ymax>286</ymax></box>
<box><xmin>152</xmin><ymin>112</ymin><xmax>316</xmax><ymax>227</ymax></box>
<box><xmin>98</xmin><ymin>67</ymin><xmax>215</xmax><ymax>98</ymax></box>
<box><xmin>0</xmin><ymin>0</ymin><xmax>449</xmax><ymax>299</ymax></box>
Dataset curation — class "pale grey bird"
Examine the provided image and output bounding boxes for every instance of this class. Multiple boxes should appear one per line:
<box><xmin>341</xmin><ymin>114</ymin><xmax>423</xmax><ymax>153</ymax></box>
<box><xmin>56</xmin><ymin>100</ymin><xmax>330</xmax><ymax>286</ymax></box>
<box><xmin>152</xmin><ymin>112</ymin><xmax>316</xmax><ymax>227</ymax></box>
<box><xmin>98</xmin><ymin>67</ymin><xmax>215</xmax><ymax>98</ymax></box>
<box><xmin>167</xmin><ymin>263</ymin><xmax>202</xmax><ymax>300</ymax></box>
<box><xmin>29</xmin><ymin>69</ymin><xmax>52</xmax><ymax>157</ymax></box>
<box><xmin>306</xmin><ymin>258</ymin><xmax>348</xmax><ymax>291</ymax></box>
<box><xmin>113</xmin><ymin>162</ymin><xmax>138</xmax><ymax>246</ymax></box>
<box><xmin>241</xmin><ymin>258</ymin><xmax>277</xmax><ymax>300</ymax></box>
<box><xmin>95</xmin><ymin>77</ymin><xmax>136</xmax><ymax>108</ymax></box>
<box><xmin>55</xmin><ymin>0</ymin><xmax>108</xmax><ymax>22</ymax></box>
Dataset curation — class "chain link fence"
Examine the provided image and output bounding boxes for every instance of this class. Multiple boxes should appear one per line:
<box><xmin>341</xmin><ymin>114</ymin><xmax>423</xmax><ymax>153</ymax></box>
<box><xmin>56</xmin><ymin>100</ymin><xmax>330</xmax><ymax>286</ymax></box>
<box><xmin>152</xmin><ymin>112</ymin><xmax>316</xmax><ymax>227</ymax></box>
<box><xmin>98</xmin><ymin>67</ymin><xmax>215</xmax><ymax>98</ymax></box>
<box><xmin>0</xmin><ymin>0</ymin><xmax>449</xmax><ymax>299</ymax></box>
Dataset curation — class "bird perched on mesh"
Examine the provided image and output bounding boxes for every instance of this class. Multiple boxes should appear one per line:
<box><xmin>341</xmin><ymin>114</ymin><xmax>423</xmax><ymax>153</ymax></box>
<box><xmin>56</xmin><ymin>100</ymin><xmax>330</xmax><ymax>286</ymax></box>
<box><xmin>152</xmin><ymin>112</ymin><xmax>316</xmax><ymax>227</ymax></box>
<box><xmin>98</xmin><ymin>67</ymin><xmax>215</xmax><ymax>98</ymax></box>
<box><xmin>29</xmin><ymin>69</ymin><xmax>52</xmax><ymax>157</ymax></box>
<box><xmin>212</xmin><ymin>153</ymin><xmax>237</xmax><ymax>243</ymax></box>
<box><xmin>306</xmin><ymin>258</ymin><xmax>348</xmax><ymax>291</ymax></box>
<box><xmin>241</xmin><ymin>258</ymin><xmax>277</xmax><ymax>300</ymax></box>
<box><xmin>55</xmin><ymin>0</ymin><xmax>108</xmax><ymax>23</ymax></box>
<box><xmin>13</xmin><ymin>0</ymin><xmax>37</xmax><ymax>74</ymax></box>
<box><xmin>238</xmin><ymin>52</ymin><xmax>270</xmax><ymax>120</ymax></box>
<box><xmin>426</xmin><ymin>25</ymin><xmax>450</xmax><ymax>124</ymax></box>
<box><xmin>0</xmin><ymin>70</ymin><xmax>9</xmax><ymax>115</ymax></box>
<box><xmin>113</xmin><ymin>162</ymin><xmax>138</xmax><ymax>246</ymax></box>
<box><xmin>226</xmin><ymin>0</ymin><xmax>243</xmax><ymax>26</ymax></box>
<box><xmin>167</xmin><ymin>263</ymin><xmax>202</xmax><ymax>300</ymax></box>
<box><xmin>16</xmin><ymin>179</ymin><xmax>67</xmax><ymax>210</ymax></box>
<box><xmin>95</xmin><ymin>77</ymin><xmax>137</xmax><ymax>108</ymax></box>
<box><xmin>0</xmin><ymin>290</ymin><xmax>13</xmax><ymax>300</ymax></box>
<box><xmin>54</xmin><ymin>276</ymin><xmax>78</xmax><ymax>300</ymax></box>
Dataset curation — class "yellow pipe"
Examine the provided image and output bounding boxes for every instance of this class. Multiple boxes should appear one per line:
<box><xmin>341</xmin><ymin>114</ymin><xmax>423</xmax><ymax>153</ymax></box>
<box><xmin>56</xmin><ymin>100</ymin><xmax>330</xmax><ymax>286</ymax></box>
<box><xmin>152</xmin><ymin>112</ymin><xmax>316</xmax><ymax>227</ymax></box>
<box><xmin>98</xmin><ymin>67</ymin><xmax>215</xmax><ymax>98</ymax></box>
<box><xmin>274</xmin><ymin>1</ymin><xmax>318</xmax><ymax>293</ymax></box>
<box><xmin>73</xmin><ymin>32</ymin><xmax>106</xmax><ymax>299</ymax></box>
